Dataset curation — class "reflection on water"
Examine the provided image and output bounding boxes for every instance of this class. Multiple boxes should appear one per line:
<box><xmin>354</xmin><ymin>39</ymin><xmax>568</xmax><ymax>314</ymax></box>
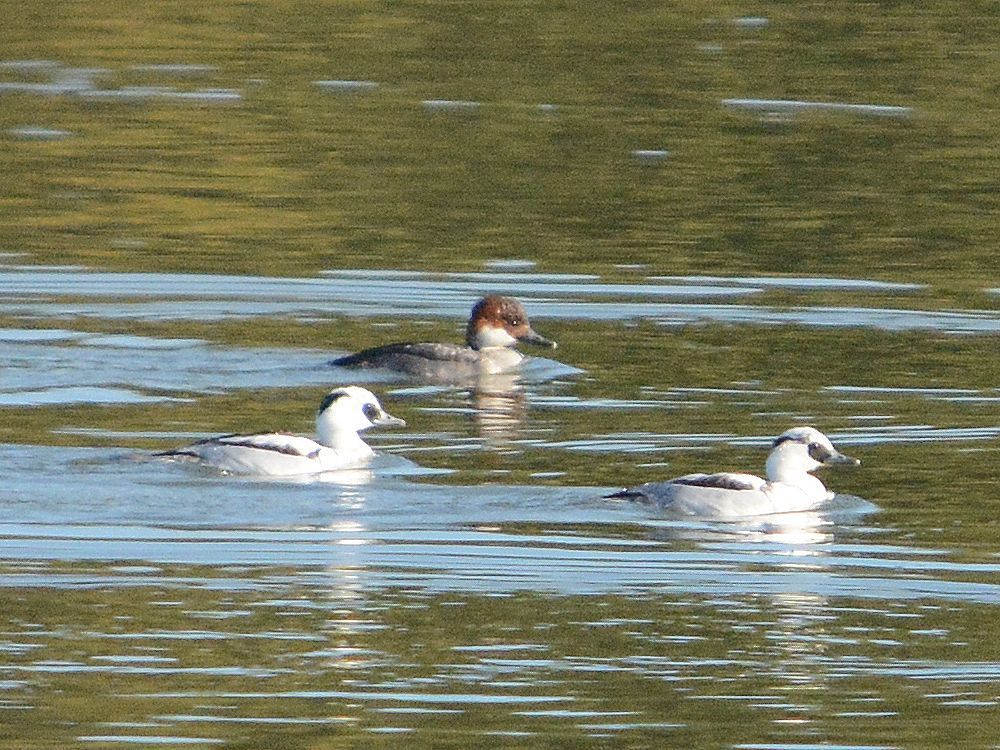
<box><xmin>3</xmin><ymin>264</ymin><xmax>997</xmax><ymax>334</ymax></box>
<box><xmin>1</xmin><ymin>260</ymin><xmax>997</xmax><ymax>742</ymax></box>
<box><xmin>3</xmin><ymin>527</ymin><xmax>999</xmax><ymax>746</ymax></box>
<box><xmin>3</xmin><ymin>0</ymin><xmax>1000</xmax><ymax>746</ymax></box>
<box><xmin>722</xmin><ymin>97</ymin><xmax>914</xmax><ymax>119</ymax></box>
<box><xmin>0</xmin><ymin>60</ymin><xmax>241</xmax><ymax>102</ymax></box>
<box><xmin>0</xmin><ymin>328</ymin><xmax>335</xmax><ymax>405</ymax></box>
<box><xmin>469</xmin><ymin>374</ymin><xmax>528</xmax><ymax>446</ymax></box>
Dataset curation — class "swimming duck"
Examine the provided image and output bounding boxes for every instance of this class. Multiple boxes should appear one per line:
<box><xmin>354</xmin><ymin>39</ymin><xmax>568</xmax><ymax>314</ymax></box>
<box><xmin>330</xmin><ymin>295</ymin><xmax>557</xmax><ymax>379</ymax></box>
<box><xmin>159</xmin><ymin>386</ymin><xmax>405</xmax><ymax>476</ymax></box>
<box><xmin>606</xmin><ymin>427</ymin><xmax>860</xmax><ymax>517</ymax></box>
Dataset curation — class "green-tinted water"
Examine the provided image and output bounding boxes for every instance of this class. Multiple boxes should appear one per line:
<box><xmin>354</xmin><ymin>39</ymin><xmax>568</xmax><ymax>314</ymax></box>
<box><xmin>0</xmin><ymin>1</ymin><xmax>998</xmax><ymax>747</ymax></box>
<box><xmin>2</xmin><ymin>2</ymin><xmax>999</xmax><ymax>292</ymax></box>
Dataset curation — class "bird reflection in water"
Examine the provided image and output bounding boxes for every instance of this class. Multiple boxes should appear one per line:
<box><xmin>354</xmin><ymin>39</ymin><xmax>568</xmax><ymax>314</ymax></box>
<box><xmin>646</xmin><ymin>509</ymin><xmax>834</xmax><ymax>546</ymax></box>
<box><xmin>468</xmin><ymin>373</ymin><xmax>528</xmax><ymax>448</ymax></box>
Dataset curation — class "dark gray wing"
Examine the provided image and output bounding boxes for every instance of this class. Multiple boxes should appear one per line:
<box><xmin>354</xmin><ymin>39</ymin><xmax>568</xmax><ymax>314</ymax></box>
<box><xmin>331</xmin><ymin>342</ymin><xmax>479</xmax><ymax>375</ymax></box>
<box><xmin>331</xmin><ymin>342</ymin><xmax>479</xmax><ymax>367</ymax></box>
<box><xmin>670</xmin><ymin>472</ymin><xmax>761</xmax><ymax>491</ymax></box>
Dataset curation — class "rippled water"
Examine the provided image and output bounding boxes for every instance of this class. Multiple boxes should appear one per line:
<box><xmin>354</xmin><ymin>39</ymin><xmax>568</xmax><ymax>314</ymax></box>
<box><xmin>3</xmin><ymin>1</ymin><xmax>1000</xmax><ymax>747</ymax></box>
<box><xmin>0</xmin><ymin>434</ymin><xmax>998</xmax><ymax>747</ymax></box>
<box><xmin>5</xmin><ymin>266</ymin><xmax>999</xmax><ymax>336</ymax></box>
<box><xmin>1</xmin><ymin>261</ymin><xmax>998</xmax><ymax>747</ymax></box>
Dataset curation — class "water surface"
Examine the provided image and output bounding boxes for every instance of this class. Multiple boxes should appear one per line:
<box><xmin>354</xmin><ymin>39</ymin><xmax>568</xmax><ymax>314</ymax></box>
<box><xmin>1</xmin><ymin>2</ymin><xmax>999</xmax><ymax>748</ymax></box>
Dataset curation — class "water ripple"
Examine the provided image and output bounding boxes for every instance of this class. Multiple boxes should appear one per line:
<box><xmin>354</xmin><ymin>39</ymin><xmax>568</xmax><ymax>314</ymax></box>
<box><xmin>2</xmin><ymin>265</ymin><xmax>994</xmax><ymax>334</ymax></box>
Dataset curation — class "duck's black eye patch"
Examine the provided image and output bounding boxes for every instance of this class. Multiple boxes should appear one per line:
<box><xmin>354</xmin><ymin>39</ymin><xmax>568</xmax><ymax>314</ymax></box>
<box><xmin>362</xmin><ymin>403</ymin><xmax>380</xmax><ymax>421</ymax></box>
<box><xmin>808</xmin><ymin>442</ymin><xmax>833</xmax><ymax>462</ymax></box>
<box><xmin>319</xmin><ymin>390</ymin><xmax>347</xmax><ymax>413</ymax></box>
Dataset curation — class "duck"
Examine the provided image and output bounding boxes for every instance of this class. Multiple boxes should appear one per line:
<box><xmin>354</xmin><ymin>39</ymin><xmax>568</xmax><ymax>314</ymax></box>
<box><xmin>158</xmin><ymin>386</ymin><xmax>405</xmax><ymax>476</ymax></box>
<box><xmin>330</xmin><ymin>295</ymin><xmax>557</xmax><ymax>380</ymax></box>
<box><xmin>605</xmin><ymin>427</ymin><xmax>860</xmax><ymax>517</ymax></box>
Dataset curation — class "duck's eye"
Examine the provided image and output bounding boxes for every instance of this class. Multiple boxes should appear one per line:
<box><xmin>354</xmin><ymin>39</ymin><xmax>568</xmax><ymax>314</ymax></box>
<box><xmin>508</xmin><ymin>317</ymin><xmax>522</xmax><ymax>327</ymax></box>
<box><xmin>362</xmin><ymin>403</ymin><xmax>380</xmax><ymax>421</ymax></box>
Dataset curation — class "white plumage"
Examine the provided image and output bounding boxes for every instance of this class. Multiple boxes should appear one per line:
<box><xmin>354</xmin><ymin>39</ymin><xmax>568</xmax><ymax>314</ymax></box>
<box><xmin>161</xmin><ymin>386</ymin><xmax>405</xmax><ymax>476</ymax></box>
<box><xmin>606</xmin><ymin>427</ymin><xmax>860</xmax><ymax>518</ymax></box>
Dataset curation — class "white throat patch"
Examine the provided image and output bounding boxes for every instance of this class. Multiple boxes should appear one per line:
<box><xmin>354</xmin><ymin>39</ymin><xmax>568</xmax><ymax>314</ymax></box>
<box><xmin>474</xmin><ymin>324</ymin><xmax>518</xmax><ymax>349</ymax></box>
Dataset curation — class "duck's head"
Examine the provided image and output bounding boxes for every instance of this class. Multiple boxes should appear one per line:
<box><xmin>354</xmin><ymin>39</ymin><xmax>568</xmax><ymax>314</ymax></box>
<box><xmin>316</xmin><ymin>386</ymin><xmax>406</xmax><ymax>437</ymax></box>
<box><xmin>765</xmin><ymin>426</ymin><xmax>859</xmax><ymax>482</ymax></box>
<box><xmin>465</xmin><ymin>295</ymin><xmax>557</xmax><ymax>351</ymax></box>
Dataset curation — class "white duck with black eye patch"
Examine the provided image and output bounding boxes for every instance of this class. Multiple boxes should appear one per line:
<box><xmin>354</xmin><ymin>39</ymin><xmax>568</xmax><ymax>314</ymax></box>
<box><xmin>159</xmin><ymin>386</ymin><xmax>405</xmax><ymax>476</ymax></box>
<box><xmin>605</xmin><ymin>427</ymin><xmax>860</xmax><ymax>518</ymax></box>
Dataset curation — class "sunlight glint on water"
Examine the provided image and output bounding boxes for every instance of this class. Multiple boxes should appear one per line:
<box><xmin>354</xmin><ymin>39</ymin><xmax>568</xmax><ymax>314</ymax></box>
<box><xmin>2</xmin><ymin>1</ymin><xmax>1000</xmax><ymax>746</ymax></box>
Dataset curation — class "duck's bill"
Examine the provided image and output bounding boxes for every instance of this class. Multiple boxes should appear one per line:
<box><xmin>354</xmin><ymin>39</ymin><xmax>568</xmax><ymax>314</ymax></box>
<box><xmin>809</xmin><ymin>441</ymin><xmax>861</xmax><ymax>466</ymax></box>
<box><xmin>824</xmin><ymin>451</ymin><xmax>860</xmax><ymax>466</ymax></box>
<box><xmin>520</xmin><ymin>329</ymin><xmax>558</xmax><ymax>349</ymax></box>
<box><xmin>374</xmin><ymin>412</ymin><xmax>406</xmax><ymax>428</ymax></box>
